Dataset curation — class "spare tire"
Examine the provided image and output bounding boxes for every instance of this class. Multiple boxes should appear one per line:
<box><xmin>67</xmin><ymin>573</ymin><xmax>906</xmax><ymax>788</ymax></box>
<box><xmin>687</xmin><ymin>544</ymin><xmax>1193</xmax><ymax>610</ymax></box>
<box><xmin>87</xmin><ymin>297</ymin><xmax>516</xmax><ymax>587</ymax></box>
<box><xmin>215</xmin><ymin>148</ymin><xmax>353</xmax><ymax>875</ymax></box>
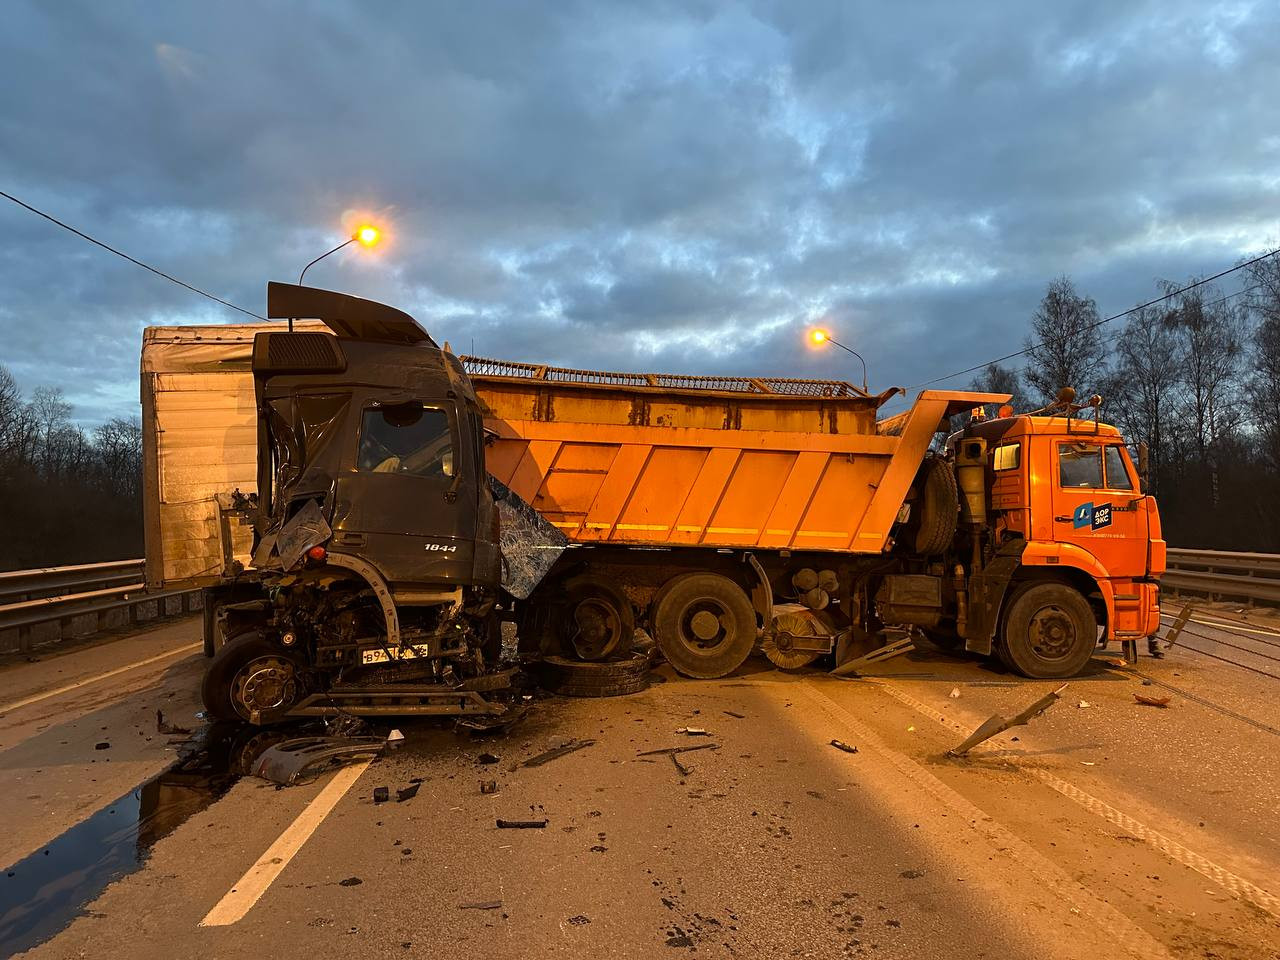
<box><xmin>535</xmin><ymin>650</ymin><xmax>652</xmax><ymax>698</ymax></box>
<box><xmin>912</xmin><ymin>458</ymin><xmax>959</xmax><ymax>556</ymax></box>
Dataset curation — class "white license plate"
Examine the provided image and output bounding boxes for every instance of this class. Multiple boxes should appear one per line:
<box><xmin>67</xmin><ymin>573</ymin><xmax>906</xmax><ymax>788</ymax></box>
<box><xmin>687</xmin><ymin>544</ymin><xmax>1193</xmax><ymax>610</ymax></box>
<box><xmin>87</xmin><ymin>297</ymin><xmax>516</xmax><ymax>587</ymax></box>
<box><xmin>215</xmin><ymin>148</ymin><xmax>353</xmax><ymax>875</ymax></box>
<box><xmin>361</xmin><ymin>644</ymin><xmax>431</xmax><ymax>664</ymax></box>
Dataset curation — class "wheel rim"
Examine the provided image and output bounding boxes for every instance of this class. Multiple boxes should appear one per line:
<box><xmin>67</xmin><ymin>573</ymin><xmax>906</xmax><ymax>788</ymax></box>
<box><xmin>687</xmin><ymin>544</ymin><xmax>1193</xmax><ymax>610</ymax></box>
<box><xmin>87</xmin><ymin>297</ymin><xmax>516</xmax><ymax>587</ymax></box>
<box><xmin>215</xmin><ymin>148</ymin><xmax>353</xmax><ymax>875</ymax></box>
<box><xmin>568</xmin><ymin>597</ymin><xmax>624</xmax><ymax>661</ymax></box>
<box><xmin>230</xmin><ymin>655</ymin><xmax>299</xmax><ymax>722</ymax></box>
<box><xmin>673</xmin><ymin>598</ymin><xmax>735</xmax><ymax>657</ymax></box>
<box><xmin>1027</xmin><ymin>604</ymin><xmax>1078</xmax><ymax>662</ymax></box>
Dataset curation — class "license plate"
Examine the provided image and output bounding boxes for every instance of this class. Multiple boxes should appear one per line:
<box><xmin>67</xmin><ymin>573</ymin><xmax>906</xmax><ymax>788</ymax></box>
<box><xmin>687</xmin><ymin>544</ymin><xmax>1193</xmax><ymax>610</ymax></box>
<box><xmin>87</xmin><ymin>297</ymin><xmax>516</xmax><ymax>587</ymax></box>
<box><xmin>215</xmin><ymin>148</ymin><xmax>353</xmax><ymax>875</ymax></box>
<box><xmin>361</xmin><ymin>643</ymin><xmax>431</xmax><ymax>664</ymax></box>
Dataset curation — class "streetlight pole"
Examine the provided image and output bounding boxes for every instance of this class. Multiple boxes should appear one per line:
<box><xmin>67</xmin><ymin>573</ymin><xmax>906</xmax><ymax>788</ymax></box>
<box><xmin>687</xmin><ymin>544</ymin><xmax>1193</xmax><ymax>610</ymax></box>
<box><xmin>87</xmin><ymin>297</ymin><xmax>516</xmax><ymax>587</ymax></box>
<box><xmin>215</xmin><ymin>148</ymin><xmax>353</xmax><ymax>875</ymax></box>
<box><xmin>810</xmin><ymin>331</ymin><xmax>868</xmax><ymax>393</ymax></box>
<box><xmin>290</xmin><ymin>225</ymin><xmax>382</xmax><ymax>330</ymax></box>
<box><xmin>299</xmin><ymin>238</ymin><xmax>355</xmax><ymax>286</ymax></box>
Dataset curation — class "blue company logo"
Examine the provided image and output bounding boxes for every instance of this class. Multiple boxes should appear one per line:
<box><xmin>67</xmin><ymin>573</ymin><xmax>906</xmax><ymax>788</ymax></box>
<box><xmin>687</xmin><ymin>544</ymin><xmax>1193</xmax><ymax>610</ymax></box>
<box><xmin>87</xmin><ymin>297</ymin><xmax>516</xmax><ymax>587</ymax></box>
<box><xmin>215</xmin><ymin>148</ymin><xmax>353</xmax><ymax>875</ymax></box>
<box><xmin>1072</xmin><ymin>502</ymin><xmax>1113</xmax><ymax>530</ymax></box>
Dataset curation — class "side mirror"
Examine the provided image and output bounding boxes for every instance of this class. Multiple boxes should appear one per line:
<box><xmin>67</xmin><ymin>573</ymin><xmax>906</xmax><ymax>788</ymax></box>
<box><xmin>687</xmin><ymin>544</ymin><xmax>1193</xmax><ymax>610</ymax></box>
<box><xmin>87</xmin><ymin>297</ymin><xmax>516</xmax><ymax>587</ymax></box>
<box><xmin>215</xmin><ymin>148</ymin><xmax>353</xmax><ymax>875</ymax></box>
<box><xmin>1137</xmin><ymin>442</ymin><xmax>1149</xmax><ymax>493</ymax></box>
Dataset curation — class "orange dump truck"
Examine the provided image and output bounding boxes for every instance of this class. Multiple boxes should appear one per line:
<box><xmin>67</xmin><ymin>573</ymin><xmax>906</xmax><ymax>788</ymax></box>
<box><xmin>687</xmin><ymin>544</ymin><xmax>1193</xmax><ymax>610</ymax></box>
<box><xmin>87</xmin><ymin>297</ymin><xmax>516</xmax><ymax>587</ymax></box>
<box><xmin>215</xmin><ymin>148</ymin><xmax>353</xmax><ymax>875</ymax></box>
<box><xmin>466</xmin><ymin>358</ymin><xmax>1165</xmax><ymax>680</ymax></box>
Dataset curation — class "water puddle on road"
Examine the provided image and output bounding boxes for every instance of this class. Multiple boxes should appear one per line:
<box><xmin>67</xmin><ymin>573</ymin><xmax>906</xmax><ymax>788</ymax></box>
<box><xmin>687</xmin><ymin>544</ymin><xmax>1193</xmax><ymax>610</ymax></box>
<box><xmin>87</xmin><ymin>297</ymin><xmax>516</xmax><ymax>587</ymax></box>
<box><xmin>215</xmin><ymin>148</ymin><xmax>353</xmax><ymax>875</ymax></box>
<box><xmin>0</xmin><ymin>724</ymin><xmax>287</xmax><ymax>957</ymax></box>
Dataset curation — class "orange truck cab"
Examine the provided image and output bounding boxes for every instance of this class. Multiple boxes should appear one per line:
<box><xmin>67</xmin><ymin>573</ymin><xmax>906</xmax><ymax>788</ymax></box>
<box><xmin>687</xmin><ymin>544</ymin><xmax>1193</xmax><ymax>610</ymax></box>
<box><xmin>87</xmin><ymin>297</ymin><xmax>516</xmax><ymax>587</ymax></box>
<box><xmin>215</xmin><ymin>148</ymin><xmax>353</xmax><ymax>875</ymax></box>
<box><xmin>961</xmin><ymin>413</ymin><xmax>1165</xmax><ymax>662</ymax></box>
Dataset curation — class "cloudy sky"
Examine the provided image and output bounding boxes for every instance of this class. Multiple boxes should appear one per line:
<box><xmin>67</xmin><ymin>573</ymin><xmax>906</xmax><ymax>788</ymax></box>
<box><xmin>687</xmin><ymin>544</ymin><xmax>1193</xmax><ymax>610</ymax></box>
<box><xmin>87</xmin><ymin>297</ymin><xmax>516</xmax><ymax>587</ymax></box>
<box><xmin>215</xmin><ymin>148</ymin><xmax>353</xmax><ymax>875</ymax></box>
<box><xmin>2</xmin><ymin>0</ymin><xmax>1277</xmax><ymax>423</ymax></box>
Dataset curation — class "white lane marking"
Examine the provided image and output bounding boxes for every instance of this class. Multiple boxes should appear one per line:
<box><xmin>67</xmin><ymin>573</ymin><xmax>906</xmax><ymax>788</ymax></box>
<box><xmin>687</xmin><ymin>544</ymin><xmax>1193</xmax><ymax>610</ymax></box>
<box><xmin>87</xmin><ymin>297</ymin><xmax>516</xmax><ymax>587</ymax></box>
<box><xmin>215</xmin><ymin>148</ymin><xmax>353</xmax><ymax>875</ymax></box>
<box><xmin>862</xmin><ymin>678</ymin><xmax>1280</xmax><ymax>919</ymax></box>
<box><xmin>200</xmin><ymin>759</ymin><xmax>371</xmax><ymax>927</ymax></box>
<box><xmin>0</xmin><ymin>641</ymin><xmax>202</xmax><ymax>715</ymax></box>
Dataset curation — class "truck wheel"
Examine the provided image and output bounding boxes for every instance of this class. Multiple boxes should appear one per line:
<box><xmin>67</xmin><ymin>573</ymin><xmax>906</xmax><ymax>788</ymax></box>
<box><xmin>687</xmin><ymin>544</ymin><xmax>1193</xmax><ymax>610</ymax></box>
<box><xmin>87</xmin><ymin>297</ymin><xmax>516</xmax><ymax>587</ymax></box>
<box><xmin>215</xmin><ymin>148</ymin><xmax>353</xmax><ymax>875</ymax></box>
<box><xmin>652</xmin><ymin>573</ymin><xmax>757</xmax><ymax>679</ymax></box>
<box><xmin>912</xmin><ymin>459</ymin><xmax>959</xmax><ymax>556</ymax></box>
<box><xmin>201</xmin><ymin>631</ymin><xmax>305</xmax><ymax>725</ymax></box>
<box><xmin>535</xmin><ymin>651</ymin><xmax>652</xmax><ymax>697</ymax></box>
<box><xmin>560</xmin><ymin>576</ymin><xmax>635</xmax><ymax>662</ymax></box>
<box><xmin>999</xmin><ymin>582</ymin><xmax>1096</xmax><ymax>678</ymax></box>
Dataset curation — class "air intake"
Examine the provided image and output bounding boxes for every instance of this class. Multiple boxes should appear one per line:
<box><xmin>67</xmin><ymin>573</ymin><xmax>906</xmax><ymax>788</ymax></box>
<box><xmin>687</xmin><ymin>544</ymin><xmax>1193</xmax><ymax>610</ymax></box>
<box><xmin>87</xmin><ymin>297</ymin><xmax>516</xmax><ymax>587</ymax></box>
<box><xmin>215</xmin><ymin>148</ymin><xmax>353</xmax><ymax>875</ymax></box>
<box><xmin>253</xmin><ymin>332</ymin><xmax>346</xmax><ymax>373</ymax></box>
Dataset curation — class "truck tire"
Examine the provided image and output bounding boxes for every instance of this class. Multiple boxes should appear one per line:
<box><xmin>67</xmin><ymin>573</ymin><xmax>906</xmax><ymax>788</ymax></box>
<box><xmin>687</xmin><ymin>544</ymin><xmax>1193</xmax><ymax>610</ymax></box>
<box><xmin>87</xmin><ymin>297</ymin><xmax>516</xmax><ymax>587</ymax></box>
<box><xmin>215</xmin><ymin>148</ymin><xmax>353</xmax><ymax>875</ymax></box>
<box><xmin>201</xmin><ymin>631</ymin><xmax>305</xmax><ymax>725</ymax></box>
<box><xmin>536</xmin><ymin>651</ymin><xmax>652</xmax><ymax>697</ymax></box>
<box><xmin>913</xmin><ymin>458</ymin><xmax>959</xmax><ymax>556</ymax></box>
<box><xmin>560</xmin><ymin>575</ymin><xmax>635</xmax><ymax>661</ymax></box>
<box><xmin>998</xmin><ymin>582</ymin><xmax>1096</xmax><ymax>679</ymax></box>
<box><xmin>652</xmin><ymin>573</ymin><xmax>757</xmax><ymax>679</ymax></box>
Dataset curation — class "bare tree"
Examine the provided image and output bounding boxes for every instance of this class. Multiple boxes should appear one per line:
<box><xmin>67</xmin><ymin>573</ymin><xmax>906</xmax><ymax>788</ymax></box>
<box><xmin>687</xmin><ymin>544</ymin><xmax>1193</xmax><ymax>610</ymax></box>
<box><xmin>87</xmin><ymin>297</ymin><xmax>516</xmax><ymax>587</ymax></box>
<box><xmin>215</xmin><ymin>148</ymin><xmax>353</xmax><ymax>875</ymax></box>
<box><xmin>1022</xmin><ymin>276</ymin><xmax>1111</xmax><ymax>404</ymax></box>
<box><xmin>1109</xmin><ymin>306</ymin><xmax>1180</xmax><ymax>494</ymax></box>
<box><xmin>1244</xmin><ymin>251</ymin><xmax>1280</xmax><ymax>474</ymax></box>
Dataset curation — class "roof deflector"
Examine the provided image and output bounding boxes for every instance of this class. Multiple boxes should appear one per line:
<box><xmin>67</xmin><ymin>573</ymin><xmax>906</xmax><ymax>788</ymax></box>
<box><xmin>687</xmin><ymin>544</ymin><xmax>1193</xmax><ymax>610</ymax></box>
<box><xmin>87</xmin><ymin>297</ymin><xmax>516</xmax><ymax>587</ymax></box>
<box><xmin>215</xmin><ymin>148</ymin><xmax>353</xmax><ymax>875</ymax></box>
<box><xmin>266</xmin><ymin>282</ymin><xmax>437</xmax><ymax>346</ymax></box>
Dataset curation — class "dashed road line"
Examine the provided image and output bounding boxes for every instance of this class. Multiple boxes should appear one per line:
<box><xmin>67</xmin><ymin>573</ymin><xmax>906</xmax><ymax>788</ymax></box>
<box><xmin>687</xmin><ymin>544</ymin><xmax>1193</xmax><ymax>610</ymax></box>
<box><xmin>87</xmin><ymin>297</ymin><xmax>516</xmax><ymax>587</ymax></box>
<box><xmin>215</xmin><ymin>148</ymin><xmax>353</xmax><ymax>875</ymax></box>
<box><xmin>859</xmin><ymin>678</ymin><xmax>1280</xmax><ymax>919</ymax></box>
<box><xmin>200</xmin><ymin>759</ymin><xmax>372</xmax><ymax>927</ymax></box>
<box><xmin>0</xmin><ymin>641</ymin><xmax>202</xmax><ymax>715</ymax></box>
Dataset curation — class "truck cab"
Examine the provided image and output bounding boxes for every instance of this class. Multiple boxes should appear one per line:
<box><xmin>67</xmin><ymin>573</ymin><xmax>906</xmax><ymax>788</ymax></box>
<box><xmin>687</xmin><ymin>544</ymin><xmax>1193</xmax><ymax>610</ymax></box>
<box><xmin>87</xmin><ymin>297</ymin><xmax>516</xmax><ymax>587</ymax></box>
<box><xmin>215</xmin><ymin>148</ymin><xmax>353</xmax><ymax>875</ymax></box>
<box><xmin>961</xmin><ymin>411</ymin><xmax>1164</xmax><ymax>672</ymax></box>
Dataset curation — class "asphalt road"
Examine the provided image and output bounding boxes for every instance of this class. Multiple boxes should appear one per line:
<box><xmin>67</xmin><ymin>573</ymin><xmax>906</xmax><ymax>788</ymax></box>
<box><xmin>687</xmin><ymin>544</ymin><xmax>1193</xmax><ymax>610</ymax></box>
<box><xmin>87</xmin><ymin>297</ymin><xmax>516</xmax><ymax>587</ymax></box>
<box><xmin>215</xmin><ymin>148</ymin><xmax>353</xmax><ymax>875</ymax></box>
<box><xmin>1</xmin><ymin>610</ymin><xmax>1277</xmax><ymax>960</ymax></box>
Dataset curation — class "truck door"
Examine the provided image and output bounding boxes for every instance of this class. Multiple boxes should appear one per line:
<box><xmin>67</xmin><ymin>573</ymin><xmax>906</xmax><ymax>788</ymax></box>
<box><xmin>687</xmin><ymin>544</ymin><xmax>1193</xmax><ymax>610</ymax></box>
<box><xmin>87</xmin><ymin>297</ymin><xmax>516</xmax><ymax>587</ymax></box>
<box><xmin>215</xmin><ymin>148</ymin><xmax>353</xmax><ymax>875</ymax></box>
<box><xmin>331</xmin><ymin>399</ymin><xmax>477</xmax><ymax>585</ymax></box>
<box><xmin>1051</xmin><ymin>440</ymin><xmax>1147</xmax><ymax>579</ymax></box>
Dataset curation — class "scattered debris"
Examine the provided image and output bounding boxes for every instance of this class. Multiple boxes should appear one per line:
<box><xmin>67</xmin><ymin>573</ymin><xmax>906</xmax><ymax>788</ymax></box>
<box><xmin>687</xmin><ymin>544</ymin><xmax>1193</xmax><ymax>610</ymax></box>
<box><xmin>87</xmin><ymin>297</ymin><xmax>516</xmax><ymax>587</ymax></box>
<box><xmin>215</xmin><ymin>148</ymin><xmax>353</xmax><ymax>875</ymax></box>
<box><xmin>497</xmin><ymin>818</ymin><xmax>547</xmax><ymax>829</ymax></box>
<box><xmin>373</xmin><ymin>786</ymin><xmax>390</xmax><ymax>804</ymax></box>
<box><xmin>1081</xmin><ymin>761</ymin><xmax>1097</xmax><ymax>766</ymax></box>
<box><xmin>252</xmin><ymin>737</ymin><xmax>385</xmax><ymax>786</ymax></box>
<box><xmin>457</xmin><ymin>704</ymin><xmax>529</xmax><ymax>733</ymax></box>
<box><xmin>94</xmin><ymin>742</ymin><xmax>110</xmax><ymax>751</ymax></box>
<box><xmin>1134</xmin><ymin>693</ymin><xmax>1171</xmax><ymax>708</ymax></box>
<box><xmin>459</xmin><ymin>901</ymin><xmax>502</xmax><ymax>910</ymax></box>
<box><xmin>396</xmin><ymin>783</ymin><xmax>420</xmax><ymax>802</ymax></box>
<box><xmin>637</xmin><ymin>742</ymin><xmax>719</xmax><ymax>777</ymax></box>
<box><xmin>1077</xmin><ymin>700</ymin><xmax>1091</xmax><ymax>709</ymax></box>
<box><xmin>480</xmin><ymin>780</ymin><xmax>498</xmax><ymax>795</ymax></box>
<box><xmin>1101</xmin><ymin>657</ymin><xmax>1128</xmax><ymax>668</ymax></box>
<box><xmin>948</xmin><ymin>684</ymin><xmax>1068</xmax><ymax>757</ymax></box>
<box><xmin>830</xmin><ymin>634</ymin><xmax>915</xmax><ymax>677</ymax></box>
<box><xmin>723</xmin><ymin>711</ymin><xmax>746</xmax><ymax>719</ymax></box>
<box><xmin>829</xmin><ymin>740</ymin><xmax>858</xmax><ymax>754</ymax></box>
<box><xmin>907</xmin><ymin>725</ymin><xmax>915</xmax><ymax>732</ymax></box>
<box><xmin>948</xmin><ymin>688</ymin><xmax>961</xmax><ymax>699</ymax></box>
<box><xmin>900</xmin><ymin>869</ymin><xmax>925</xmax><ymax>879</ymax></box>
<box><xmin>477</xmin><ymin>752</ymin><xmax>501</xmax><ymax>765</ymax></box>
<box><xmin>386</xmin><ymin>729</ymin><xmax>406</xmax><ymax>749</ymax></box>
<box><xmin>325</xmin><ymin>713</ymin><xmax>371</xmax><ymax>739</ymax></box>
<box><xmin>155</xmin><ymin>710</ymin><xmax>191</xmax><ymax>736</ymax></box>
<box><xmin>521</xmin><ymin>738</ymin><xmax>596</xmax><ymax>768</ymax></box>
<box><xmin>568</xmin><ymin>915</ymin><xmax>590</xmax><ymax>925</ymax></box>
<box><xmin>676</xmin><ymin>727</ymin><xmax>709</xmax><ymax>736</ymax></box>
<box><xmin>338</xmin><ymin>877</ymin><xmax>363</xmax><ymax>887</ymax></box>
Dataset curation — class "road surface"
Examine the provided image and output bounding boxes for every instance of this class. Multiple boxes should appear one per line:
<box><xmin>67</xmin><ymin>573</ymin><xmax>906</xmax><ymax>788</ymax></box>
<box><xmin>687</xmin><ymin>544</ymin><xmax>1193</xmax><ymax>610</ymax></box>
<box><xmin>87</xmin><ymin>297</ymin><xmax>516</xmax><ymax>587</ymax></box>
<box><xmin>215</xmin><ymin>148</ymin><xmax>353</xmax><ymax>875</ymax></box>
<box><xmin>0</xmin><ymin>609</ymin><xmax>1277</xmax><ymax>959</ymax></box>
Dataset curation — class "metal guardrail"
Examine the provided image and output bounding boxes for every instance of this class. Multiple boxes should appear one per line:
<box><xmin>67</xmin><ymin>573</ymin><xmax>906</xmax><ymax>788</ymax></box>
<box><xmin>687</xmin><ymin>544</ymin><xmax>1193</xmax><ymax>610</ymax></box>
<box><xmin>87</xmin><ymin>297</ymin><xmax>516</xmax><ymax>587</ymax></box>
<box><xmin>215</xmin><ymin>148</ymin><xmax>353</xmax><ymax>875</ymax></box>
<box><xmin>0</xmin><ymin>559</ymin><xmax>200</xmax><ymax>654</ymax></box>
<box><xmin>1164</xmin><ymin>549</ymin><xmax>1280</xmax><ymax>604</ymax></box>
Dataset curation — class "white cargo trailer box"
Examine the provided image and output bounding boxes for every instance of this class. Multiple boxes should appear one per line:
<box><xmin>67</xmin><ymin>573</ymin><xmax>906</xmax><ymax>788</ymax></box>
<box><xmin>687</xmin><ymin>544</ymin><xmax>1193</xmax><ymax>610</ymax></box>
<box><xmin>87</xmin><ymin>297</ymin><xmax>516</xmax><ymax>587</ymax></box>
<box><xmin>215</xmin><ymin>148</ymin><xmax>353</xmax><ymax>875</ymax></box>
<box><xmin>139</xmin><ymin>322</ymin><xmax>324</xmax><ymax>588</ymax></box>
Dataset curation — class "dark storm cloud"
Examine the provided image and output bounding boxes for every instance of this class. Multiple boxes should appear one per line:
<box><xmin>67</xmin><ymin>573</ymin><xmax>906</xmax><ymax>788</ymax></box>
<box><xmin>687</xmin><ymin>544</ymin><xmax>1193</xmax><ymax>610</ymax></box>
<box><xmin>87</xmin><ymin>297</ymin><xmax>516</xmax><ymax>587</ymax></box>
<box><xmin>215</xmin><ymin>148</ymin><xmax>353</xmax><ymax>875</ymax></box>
<box><xmin>1</xmin><ymin>0</ymin><xmax>1277</xmax><ymax>421</ymax></box>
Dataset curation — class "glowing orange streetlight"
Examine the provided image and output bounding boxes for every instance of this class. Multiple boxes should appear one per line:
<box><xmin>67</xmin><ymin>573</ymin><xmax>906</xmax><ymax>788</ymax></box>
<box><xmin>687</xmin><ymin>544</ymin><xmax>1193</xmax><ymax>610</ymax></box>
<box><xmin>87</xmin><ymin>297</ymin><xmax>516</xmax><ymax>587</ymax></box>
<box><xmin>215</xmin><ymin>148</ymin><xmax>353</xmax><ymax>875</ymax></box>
<box><xmin>299</xmin><ymin>224</ymin><xmax>383</xmax><ymax>285</ymax></box>
<box><xmin>806</xmin><ymin>328</ymin><xmax>867</xmax><ymax>392</ymax></box>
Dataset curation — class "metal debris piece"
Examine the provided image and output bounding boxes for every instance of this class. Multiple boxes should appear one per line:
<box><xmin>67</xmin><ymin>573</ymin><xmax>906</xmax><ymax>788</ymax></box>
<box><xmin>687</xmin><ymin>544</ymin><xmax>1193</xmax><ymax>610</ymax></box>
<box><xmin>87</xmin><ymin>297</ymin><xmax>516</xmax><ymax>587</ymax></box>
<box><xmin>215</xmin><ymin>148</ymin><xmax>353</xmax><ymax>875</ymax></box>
<box><xmin>948</xmin><ymin>688</ymin><xmax>961</xmax><ymax>699</ymax></box>
<box><xmin>480</xmin><ymin>780</ymin><xmax>498</xmax><ymax>794</ymax></box>
<box><xmin>251</xmin><ymin>736</ymin><xmax>386</xmax><ymax>786</ymax></box>
<box><xmin>94</xmin><ymin>741</ymin><xmax>110</xmax><ymax>750</ymax></box>
<box><xmin>948</xmin><ymin>683</ymin><xmax>1068</xmax><ymax>757</ymax></box>
<box><xmin>373</xmin><ymin>786</ymin><xmax>390</xmax><ymax>803</ymax></box>
<box><xmin>396</xmin><ymin>783</ymin><xmax>420</xmax><ymax>802</ymax></box>
<box><xmin>386</xmin><ymin>729</ymin><xmax>405</xmax><ymax>749</ymax></box>
<box><xmin>669</xmin><ymin>753</ymin><xmax>692</xmax><ymax>776</ymax></box>
<box><xmin>496</xmin><ymin>818</ymin><xmax>547</xmax><ymax>829</ymax></box>
<box><xmin>830</xmin><ymin>739</ymin><xmax>858</xmax><ymax>754</ymax></box>
<box><xmin>457</xmin><ymin>703</ymin><xmax>529</xmax><ymax>732</ymax></box>
<box><xmin>723</xmin><ymin>711</ymin><xmax>745</xmax><ymax>719</ymax></box>
<box><xmin>338</xmin><ymin>877</ymin><xmax>362</xmax><ymax>887</ymax></box>
<box><xmin>1134</xmin><ymin>693</ymin><xmax>1171</xmax><ymax>708</ymax></box>
<box><xmin>1162</xmin><ymin>602</ymin><xmax>1194</xmax><ymax>651</ymax></box>
<box><xmin>325</xmin><ymin>712</ymin><xmax>371</xmax><ymax>739</ymax></box>
<box><xmin>521</xmin><ymin>738</ymin><xmax>595</xmax><ymax>768</ymax></box>
<box><xmin>1100</xmin><ymin>657</ymin><xmax>1128</xmax><ymax>667</ymax></box>
<box><xmin>459</xmin><ymin>901</ymin><xmax>502</xmax><ymax>910</ymax></box>
<box><xmin>477</xmin><ymin>752</ymin><xmax>501</xmax><ymax>764</ymax></box>
<box><xmin>676</xmin><ymin>727</ymin><xmax>709</xmax><ymax>736</ymax></box>
<box><xmin>636</xmin><ymin>743</ymin><xmax>719</xmax><ymax>758</ymax></box>
<box><xmin>1077</xmin><ymin>700</ymin><xmax>1091</xmax><ymax>709</ymax></box>
<box><xmin>155</xmin><ymin>710</ymin><xmax>191</xmax><ymax>736</ymax></box>
<box><xmin>830</xmin><ymin>635</ymin><xmax>915</xmax><ymax>677</ymax></box>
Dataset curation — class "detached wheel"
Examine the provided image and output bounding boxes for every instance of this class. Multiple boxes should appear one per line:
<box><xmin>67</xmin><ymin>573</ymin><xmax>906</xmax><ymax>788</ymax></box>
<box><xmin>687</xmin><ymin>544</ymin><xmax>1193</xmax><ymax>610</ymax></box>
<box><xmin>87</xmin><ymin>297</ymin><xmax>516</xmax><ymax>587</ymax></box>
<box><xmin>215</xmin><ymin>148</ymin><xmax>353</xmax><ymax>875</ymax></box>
<box><xmin>999</xmin><ymin>582</ymin><xmax>1096</xmax><ymax>678</ymax></box>
<box><xmin>201</xmin><ymin>631</ymin><xmax>305</xmax><ymax>725</ymax></box>
<box><xmin>652</xmin><ymin>573</ymin><xmax>757</xmax><ymax>679</ymax></box>
<box><xmin>560</xmin><ymin>576</ymin><xmax>635</xmax><ymax>661</ymax></box>
<box><xmin>536</xmin><ymin>651</ymin><xmax>652</xmax><ymax>697</ymax></box>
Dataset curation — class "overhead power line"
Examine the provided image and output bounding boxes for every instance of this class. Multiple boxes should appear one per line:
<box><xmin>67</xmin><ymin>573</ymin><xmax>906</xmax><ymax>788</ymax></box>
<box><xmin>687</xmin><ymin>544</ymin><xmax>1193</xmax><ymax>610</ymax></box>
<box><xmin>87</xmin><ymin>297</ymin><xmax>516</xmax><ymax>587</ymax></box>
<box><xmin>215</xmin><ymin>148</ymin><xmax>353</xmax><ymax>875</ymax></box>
<box><xmin>0</xmin><ymin>188</ymin><xmax>266</xmax><ymax>321</ymax></box>
<box><xmin>907</xmin><ymin>247</ymin><xmax>1280</xmax><ymax>391</ymax></box>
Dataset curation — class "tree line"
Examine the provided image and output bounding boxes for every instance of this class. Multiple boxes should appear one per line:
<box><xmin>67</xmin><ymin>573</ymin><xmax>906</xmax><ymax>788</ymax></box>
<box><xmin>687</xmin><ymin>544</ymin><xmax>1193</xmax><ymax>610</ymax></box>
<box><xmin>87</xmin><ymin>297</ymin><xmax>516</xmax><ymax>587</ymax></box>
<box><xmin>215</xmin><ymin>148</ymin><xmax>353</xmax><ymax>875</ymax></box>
<box><xmin>969</xmin><ymin>249</ymin><xmax>1280</xmax><ymax>551</ymax></box>
<box><xmin>0</xmin><ymin>369</ymin><xmax>143</xmax><ymax>571</ymax></box>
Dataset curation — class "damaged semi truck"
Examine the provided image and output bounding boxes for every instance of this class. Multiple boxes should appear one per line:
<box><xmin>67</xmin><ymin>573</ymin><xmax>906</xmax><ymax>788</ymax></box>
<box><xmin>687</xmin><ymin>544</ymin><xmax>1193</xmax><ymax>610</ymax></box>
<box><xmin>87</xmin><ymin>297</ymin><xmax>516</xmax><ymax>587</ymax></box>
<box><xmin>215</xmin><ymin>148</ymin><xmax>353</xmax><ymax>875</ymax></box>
<box><xmin>140</xmin><ymin>283</ymin><xmax>1165</xmax><ymax>725</ymax></box>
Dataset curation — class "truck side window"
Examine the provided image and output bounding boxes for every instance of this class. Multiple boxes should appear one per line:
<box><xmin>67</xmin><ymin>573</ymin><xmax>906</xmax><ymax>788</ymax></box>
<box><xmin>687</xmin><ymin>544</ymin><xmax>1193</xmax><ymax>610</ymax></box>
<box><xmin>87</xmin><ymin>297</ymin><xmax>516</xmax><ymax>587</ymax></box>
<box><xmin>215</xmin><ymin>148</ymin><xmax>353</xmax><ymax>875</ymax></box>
<box><xmin>358</xmin><ymin>402</ymin><xmax>454</xmax><ymax>478</ymax></box>
<box><xmin>992</xmin><ymin>443</ymin><xmax>1020</xmax><ymax>471</ymax></box>
<box><xmin>1104</xmin><ymin>445</ymin><xmax>1134</xmax><ymax>491</ymax></box>
<box><xmin>1058</xmin><ymin>442</ymin><xmax>1103</xmax><ymax>488</ymax></box>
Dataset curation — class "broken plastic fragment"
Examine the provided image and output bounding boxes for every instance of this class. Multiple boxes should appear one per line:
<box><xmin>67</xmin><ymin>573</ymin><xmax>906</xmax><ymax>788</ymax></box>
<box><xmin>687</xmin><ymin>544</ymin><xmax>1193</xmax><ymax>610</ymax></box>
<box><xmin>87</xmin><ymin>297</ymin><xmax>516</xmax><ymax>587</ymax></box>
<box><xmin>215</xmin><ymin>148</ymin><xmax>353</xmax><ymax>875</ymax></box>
<box><xmin>1133</xmin><ymin>693</ymin><xmax>1171</xmax><ymax>708</ymax></box>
